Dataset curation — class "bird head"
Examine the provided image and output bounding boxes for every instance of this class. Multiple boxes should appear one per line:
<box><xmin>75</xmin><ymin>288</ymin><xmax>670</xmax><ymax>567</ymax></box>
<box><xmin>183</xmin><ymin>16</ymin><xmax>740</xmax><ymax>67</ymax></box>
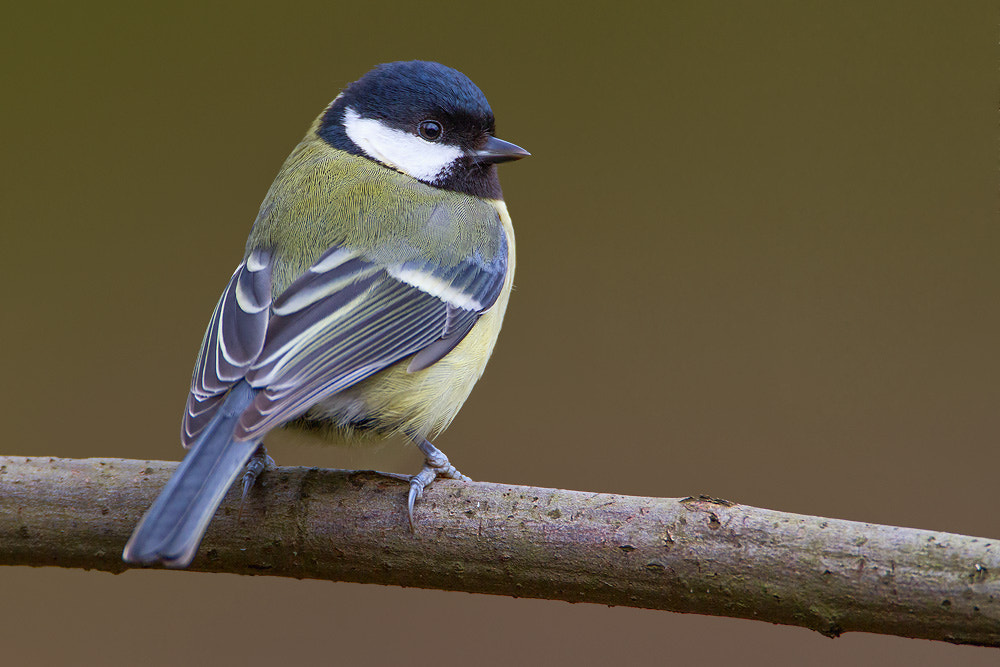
<box><xmin>318</xmin><ymin>61</ymin><xmax>529</xmax><ymax>198</ymax></box>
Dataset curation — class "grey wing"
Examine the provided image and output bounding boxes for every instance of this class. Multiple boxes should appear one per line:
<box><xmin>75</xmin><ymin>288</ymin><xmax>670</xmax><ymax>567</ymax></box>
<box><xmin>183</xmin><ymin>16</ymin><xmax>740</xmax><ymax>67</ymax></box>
<box><xmin>232</xmin><ymin>238</ymin><xmax>507</xmax><ymax>440</ymax></box>
<box><xmin>181</xmin><ymin>248</ymin><xmax>272</xmax><ymax>447</ymax></box>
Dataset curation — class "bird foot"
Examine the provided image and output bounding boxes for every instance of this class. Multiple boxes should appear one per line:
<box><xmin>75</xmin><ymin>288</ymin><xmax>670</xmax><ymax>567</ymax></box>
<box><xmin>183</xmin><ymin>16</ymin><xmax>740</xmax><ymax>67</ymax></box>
<box><xmin>406</xmin><ymin>438</ymin><xmax>470</xmax><ymax>530</ymax></box>
<box><xmin>239</xmin><ymin>445</ymin><xmax>276</xmax><ymax>519</ymax></box>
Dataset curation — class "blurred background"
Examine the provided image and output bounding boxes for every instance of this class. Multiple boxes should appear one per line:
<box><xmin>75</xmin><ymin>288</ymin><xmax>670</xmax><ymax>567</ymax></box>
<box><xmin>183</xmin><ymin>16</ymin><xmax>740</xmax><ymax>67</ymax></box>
<box><xmin>2</xmin><ymin>1</ymin><xmax>997</xmax><ymax>664</ymax></box>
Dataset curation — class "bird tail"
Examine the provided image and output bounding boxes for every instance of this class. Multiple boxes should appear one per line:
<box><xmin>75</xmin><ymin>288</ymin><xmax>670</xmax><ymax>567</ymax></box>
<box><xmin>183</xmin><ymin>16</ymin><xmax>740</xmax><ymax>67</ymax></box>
<box><xmin>123</xmin><ymin>382</ymin><xmax>260</xmax><ymax>568</ymax></box>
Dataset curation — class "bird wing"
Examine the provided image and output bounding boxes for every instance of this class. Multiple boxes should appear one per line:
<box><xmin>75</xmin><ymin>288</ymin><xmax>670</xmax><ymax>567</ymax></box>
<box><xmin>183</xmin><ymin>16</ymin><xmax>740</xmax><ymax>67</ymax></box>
<box><xmin>182</xmin><ymin>247</ymin><xmax>272</xmax><ymax>446</ymax></box>
<box><xmin>181</xmin><ymin>229</ymin><xmax>507</xmax><ymax>445</ymax></box>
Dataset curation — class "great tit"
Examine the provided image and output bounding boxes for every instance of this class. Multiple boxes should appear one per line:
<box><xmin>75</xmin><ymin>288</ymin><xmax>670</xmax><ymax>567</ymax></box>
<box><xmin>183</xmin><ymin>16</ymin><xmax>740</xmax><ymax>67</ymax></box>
<box><xmin>123</xmin><ymin>61</ymin><xmax>528</xmax><ymax>568</ymax></box>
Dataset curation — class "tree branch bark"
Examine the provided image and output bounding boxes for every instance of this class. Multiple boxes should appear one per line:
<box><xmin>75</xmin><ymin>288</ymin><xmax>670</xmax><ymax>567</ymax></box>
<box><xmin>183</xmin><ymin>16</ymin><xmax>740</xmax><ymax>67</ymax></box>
<box><xmin>1</xmin><ymin>456</ymin><xmax>997</xmax><ymax>646</ymax></box>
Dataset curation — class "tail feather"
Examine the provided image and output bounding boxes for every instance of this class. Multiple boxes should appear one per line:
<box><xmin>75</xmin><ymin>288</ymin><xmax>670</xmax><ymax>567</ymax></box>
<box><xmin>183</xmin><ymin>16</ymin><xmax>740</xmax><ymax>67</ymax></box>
<box><xmin>123</xmin><ymin>382</ymin><xmax>260</xmax><ymax>568</ymax></box>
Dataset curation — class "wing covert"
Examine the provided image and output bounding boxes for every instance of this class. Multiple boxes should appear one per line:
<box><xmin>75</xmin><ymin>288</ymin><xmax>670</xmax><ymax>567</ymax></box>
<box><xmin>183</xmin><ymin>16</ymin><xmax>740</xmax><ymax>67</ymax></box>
<box><xmin>232</xmin><ymin>234</ymin><xmax>506</xmax><ymax>439</ymax></box>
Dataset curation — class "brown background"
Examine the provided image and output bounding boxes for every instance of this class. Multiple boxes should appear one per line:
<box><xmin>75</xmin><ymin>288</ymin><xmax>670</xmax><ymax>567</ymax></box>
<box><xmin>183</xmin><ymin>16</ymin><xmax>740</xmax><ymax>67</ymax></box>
<box><xmin>2</xmin><ymin>1</ymin><xmax>998</xmax><ymax>664</ymax></box>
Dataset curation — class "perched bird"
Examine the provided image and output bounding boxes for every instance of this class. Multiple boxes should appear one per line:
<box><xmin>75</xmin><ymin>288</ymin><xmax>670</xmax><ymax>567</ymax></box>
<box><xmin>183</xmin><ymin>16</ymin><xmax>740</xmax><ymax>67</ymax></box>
<box><xmin>123</xmin><ymin>61</ymin><xmax>528</xmax><ymax>568</ymax></box>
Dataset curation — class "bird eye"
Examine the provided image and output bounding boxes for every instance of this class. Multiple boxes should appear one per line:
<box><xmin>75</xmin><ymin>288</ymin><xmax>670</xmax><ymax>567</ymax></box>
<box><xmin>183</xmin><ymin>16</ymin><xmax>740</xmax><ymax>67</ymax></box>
<box><xmin>418</xmin><ymin>120</ymin><xmax>443</xmax><ymax>142</ymax></box>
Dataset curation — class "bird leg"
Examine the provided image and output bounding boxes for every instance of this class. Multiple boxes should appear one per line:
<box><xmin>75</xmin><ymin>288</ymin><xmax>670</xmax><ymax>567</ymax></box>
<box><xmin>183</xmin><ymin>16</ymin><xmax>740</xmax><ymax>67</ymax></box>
<box><xmin>239</xmin><ymin>444</ymin><xmax>275</xmax><ymax>519</ymax></box>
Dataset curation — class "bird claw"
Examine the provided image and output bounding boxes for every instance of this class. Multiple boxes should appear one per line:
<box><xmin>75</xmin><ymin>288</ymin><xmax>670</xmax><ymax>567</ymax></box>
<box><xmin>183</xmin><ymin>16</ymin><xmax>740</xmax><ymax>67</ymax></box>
<box><xmin>406</xmin><ymin>439</ymin><xmax>470</xmax><ymax>530</ymax></box>
<box><xmin>239</xmin><ymin>446</ymin><xmax>275</xmax><ymax>519</ymax></box>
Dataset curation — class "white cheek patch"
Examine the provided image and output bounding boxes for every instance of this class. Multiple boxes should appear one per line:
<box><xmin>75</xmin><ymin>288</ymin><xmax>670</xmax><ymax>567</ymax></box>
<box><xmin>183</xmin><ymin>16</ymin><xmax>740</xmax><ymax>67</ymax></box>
<box><xmin>343</xmin><ymin>107</ymin><xmax>463</xmax><ymax>183</ymax></box>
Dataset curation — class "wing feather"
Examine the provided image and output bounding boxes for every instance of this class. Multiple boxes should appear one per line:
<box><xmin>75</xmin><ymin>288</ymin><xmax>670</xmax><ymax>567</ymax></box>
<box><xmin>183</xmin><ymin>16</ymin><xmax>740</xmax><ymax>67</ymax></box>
<box><xmin>180</xmin><ymin>208</ymin><xmax>507</xmax><ymax>445</ymax></box>
<box><xmin>181</xmin><ymin>248</ymin><xmax>272</xmax><ymax>446</ymax></box>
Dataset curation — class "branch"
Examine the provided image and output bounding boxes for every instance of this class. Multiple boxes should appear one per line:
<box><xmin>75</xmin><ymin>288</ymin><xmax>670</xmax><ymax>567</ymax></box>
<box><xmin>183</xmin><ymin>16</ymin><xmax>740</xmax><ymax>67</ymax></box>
<box><xmin>1</xmin><ymin>456</ymin><xmax>997</xmax><ymax>646</ymax></box>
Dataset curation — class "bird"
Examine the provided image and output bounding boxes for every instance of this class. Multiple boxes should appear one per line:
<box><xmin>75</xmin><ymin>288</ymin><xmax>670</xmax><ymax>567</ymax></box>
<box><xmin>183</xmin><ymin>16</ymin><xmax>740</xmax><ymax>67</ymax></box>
<box><xmin>122</xmin><ymin>60</ymin><xmax>528</xmax><ymax>569</ymax></box>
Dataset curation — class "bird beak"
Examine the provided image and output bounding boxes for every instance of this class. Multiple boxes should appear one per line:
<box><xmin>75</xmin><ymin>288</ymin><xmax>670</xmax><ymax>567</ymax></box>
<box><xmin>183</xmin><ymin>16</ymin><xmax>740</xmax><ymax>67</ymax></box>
<box><xmin>474</xmin><ymin>136</ymin><xmax>531</xmax><ymax>164</ymax></box>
